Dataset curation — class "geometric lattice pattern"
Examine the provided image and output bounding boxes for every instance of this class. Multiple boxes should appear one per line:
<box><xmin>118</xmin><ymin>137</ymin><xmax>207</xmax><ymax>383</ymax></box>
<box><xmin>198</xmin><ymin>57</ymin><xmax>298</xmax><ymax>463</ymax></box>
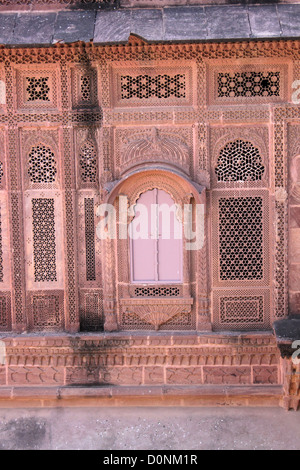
<box><xmin>121</xmin><ymin>74</ymin><xmax>186</xmax><ymax>99</ymax></box>
<box><xmin>0</xmin><ymin>296</ymin><xmax>7</xmax><ymax>328</ymax></box>
<box><xmin>28</xmin><ymin>144</ymin><xmax>57</xmax><ymax>184</ymax></box>
<box><xmin>26</xmin><ymin>77</ymin><xmax>50</xmax><ymax>101</ymax></box>
<box><xmin>219</xmin><ymin>197</ymin><xmax>263</xmax><ymax>281</ymax></box>
<box><xmin>32</xmin><ymin>198</ymin><xmax>57</xmax><ymax>282</ymax></box>
<box><xmin>215</xmin><ymin>140</ymin><xmax>265</xmax><ymax>182</ymax></box>
<box><xmin>0</xmin><ymin>162</ymin><xmax>3</xmax><ymax>184</ymax></box>
<box><xmin>79</xmin><ymin>141</ymin><xmax>97</xmax><ymax>183</ymax></box>
<box><xmin>32</xmin><ymin>294</ymin><xmax>61</xmax><ymax>329</ymax></box>
<box><xmin>80</xmin><ymin>75</ymin><xmax>91</xmax><ymax>102</ymax></box>
<box><xmin>84</xmin><ymin>198</ymin><xmax>96</xmax><ymax>282</ymax></box>
<box><xmin>134</xmin><ymin>286</ymin><xmax>180</xmax><ymax>297</ymax></box>
<box><xmin>217</xmin><ymin>72</ymin><xmax>280</xmax><ymax>98</ymax></box>
<box><xmin>220</xmin><ymin>295</ymin><xmax>264</xmax><ymax>324</ymax></box>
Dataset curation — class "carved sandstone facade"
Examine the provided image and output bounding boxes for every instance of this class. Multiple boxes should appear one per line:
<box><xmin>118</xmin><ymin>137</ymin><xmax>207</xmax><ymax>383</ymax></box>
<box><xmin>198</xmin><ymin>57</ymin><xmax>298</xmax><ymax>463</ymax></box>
<box><xmin>0</xmin><ymin>38</ymin><xmax>298</xmax><ymax>407</ymax></box>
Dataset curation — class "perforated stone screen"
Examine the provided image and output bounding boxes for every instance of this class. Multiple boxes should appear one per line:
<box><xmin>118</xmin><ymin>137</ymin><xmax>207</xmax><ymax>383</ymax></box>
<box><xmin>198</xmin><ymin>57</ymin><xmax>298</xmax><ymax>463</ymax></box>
<box><xmin>32</xmin><ymin>198</ymin><xmax>57</xmax><ymax>283</ymax></box>
<box><xmin>79</xmin><ymin>141</ymin><xmax>97</xmax><ymax>183</ymax></box>
<box><xmin>28</xmin><ymin>144</ymin><xmax>57</xmax><ymax>184</ymax></box>
<box><xmin>218</xmin><ymin>196</ymin><xmax>263</xmax><ymax>281</ymax></box>
<box><xmin>217</xmin><ymin>72</ymin><xmax>280</xmax><ymax>98</ymax></box>
<box><xmin>26</xmin><ymin>77</ymin><xmax>50</xmax><ymax>102</ymax></box>
<box><xmin>215</xmin><ymin>140</ymin><xmax>265</xmax><ymax>183</ymax></box>
<box><xmin>121</xmin><ymin>74</ymin><xmax>186</xmax><ymax>100</ymax></box>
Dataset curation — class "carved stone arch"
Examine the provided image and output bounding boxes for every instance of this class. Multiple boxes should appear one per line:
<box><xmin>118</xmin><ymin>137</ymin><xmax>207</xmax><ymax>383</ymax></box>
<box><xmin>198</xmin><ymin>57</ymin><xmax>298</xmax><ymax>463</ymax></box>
<box><xmin>20</xmin><ymin>129</ymin><xmax>60</xmax><ymax>190</ymax></box>
<box><xmin>211</xmin><ymin>127</ymin><xmax>269</xmax><ymax>163</ymax></box>
<box><xmin>22</xmin><ymin>131</ymin><xmax>59</xmax><ymax>158</ymax></box>
<box><xmin>102</xmin><ymin>166</ymin><xmax>210</xmax><ymax>332</ymax></box>
<box><xmin>210</xmin><ymin>126</ymin><xmax>269</xmax><ymax>188</ymax></box>
<box><xmin>106</xmin><ymin>167</ymin><xmax>205</xmax><ymax>207</ymax></box>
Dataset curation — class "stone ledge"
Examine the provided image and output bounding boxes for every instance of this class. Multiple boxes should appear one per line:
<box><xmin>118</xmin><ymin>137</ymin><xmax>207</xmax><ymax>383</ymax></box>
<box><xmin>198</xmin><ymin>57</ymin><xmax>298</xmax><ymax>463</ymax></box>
<box><xmin>0</xmin><ymin>384</ymin><xmax>283</xmax><ymax>407</ymax></box>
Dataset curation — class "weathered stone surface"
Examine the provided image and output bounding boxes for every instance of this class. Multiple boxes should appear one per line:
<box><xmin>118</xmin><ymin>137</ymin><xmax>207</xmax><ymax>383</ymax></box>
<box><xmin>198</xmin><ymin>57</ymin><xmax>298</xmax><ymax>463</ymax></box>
<box><xmin>166</xmin><ymin>367</ymin><xmax>203</xmax><ymax>385</ymax></box>
<box><xmin>289</xmin><ymin>264</ymin><xmax>300</xmax><ymax>291</ymax></box>
<box><xmin>203</xmin><ymin>367</ymin><xmax>251</xmax><ymax>385</ymax></box>
<box><xmin>12</xmin><ymin>13</ymin><xmax>56</xmax><ymax>45</ymax></box>
<box><xmin>277</xmin><ymin>4</ymin><xmax>300</xmax><ymax>37</ymax></box>
<box><xmin>0</xmin><ymin>14</ymin><xmax>17</xmax><ymax>45</ymax></box>
<box><xmin>53</xmin><ymin>11</ymin><xmax>96</xmax><ymax>43</ymax></box>
<box><xmin>290</xmin><ymin>207</ymin><xmax>300</xmax><ymax>228</ymax></box>
<box><xmin>131</xmin><ymin>9</ymin><xmax>163</xmax><ymax>41</ymax></box>
<box><xmin>290</xmin><ymin>228</ymin><xmax>300</xmax><ymax>263</ymax></box>
<box><xmin>8</xmin><ymin>366</ymin><xmax>64</xmax><ymax>385</ymax></box>
<box><xmin>144</xmin><ymin>366</ymin><xmax>164</xmax><ymax>384</ymax></box>
<box><xmin>248</xmin><ymin>5</ymin><xmax>281</xmax><ymax>38</ymax></box>
<box><xmin>164</xmin><ymin>6</ymin><xmax>207</xmax><ymax>41</ymax></box>
<box><xmin>2</xmin><ymin>5</ymin><xmax>300</xmax><ymax>46</ymax></box>
<box><xmin>289</xmin><ymin>292</ymin><xmax>300</xmax><ymax>315</ymax></box>
<box><xmin>100</xmin><ymin>367</ymin><xmax>143</xmax><ymax>385</ymax></box>
<box><xmin>206</xmin><ymin>6</ymin><xmax>251</xmax><ymax>40</ymax></box>
<box><xmin>273</xmin><ymin>318</ymin><xmax>300</xmax><ymax>343</ymax></box>
<box><xmin>253</xmin><ymin>366</ymin><xmax>278</xmax><ymax>385</ymax></box>
<box><xmin>94</xmin><ymin>10</ymin><xmax>131</xmax><ymax>43</ymax></box>
<box><xmin>65</xmin><ymin>367</ymin><xmax>100</xmax><ymax>385</ymax></box>
<box><xmin>0</xmin><ymin>367</ymin><xmax>5</xmax><ymax>386</ymax></box>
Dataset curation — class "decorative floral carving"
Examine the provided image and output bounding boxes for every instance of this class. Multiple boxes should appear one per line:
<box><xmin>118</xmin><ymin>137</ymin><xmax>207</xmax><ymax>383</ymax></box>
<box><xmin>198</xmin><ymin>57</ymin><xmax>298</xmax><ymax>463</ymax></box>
<box><xmin>120</xmin><ymin>298</ymin><xmax>193</xmax><ymax>330</ymax></box>
<box><xmin>118</xmin><ymin>127</ymin><xmax>191</xmax><ymax>174</ymax></box>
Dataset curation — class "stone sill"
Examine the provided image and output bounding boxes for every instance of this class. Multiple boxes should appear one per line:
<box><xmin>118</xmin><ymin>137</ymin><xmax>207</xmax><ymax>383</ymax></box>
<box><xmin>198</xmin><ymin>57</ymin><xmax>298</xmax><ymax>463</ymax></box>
<box><xmin>0</xmin><ymin>384</ymin><xmax>283</xmax><ymax>407</ymax></box>
<box><xmin>0</xmin><ymin>330</ymin><xmax>274</xmax><ymax>339</ymax></box>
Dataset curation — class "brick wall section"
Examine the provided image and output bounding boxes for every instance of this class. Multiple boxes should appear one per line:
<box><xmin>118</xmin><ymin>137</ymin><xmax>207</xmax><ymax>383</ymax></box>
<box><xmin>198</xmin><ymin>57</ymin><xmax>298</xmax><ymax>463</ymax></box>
<box><xmin>0</xmin><ymin>333</ymin><xmax>280</xmax><ymax>387</ymax></box>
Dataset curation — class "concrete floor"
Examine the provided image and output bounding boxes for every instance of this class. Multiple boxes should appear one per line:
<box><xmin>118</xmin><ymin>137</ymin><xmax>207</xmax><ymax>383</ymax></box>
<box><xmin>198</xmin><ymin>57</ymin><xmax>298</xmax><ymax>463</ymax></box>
<box><xmin>0</xmin><ymin>407</ymin><xmax>299</xmax><ymax>450</ymax></box>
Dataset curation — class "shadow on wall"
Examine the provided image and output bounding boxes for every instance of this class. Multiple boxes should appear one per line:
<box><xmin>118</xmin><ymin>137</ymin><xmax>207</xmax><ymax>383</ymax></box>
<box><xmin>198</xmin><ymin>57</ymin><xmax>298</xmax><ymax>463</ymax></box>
<box><xmin>65</xmin><ymin>336</ymin><xmax>131</xmax><ymax>387</ymax></box>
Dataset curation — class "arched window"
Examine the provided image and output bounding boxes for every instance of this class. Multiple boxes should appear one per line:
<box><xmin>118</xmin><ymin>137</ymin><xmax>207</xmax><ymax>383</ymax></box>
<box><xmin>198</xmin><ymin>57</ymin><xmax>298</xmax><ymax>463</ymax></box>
<box><xmin>129</xmin><ymin>189</ymin><xmax>183</xmax><ymax>283</ymax></box>
<box><xmin>215</xmin><ymin>139</ymin><xmax>265</xmax><ymax>182</ymax></box>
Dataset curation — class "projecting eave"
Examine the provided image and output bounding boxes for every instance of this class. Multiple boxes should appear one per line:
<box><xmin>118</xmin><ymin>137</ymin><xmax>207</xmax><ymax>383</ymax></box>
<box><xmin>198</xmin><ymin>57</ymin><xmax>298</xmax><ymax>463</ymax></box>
<box><xmin>0</xmin><ymin>4</ymin><xmax>300</xmax><ymax>47</ymax></box>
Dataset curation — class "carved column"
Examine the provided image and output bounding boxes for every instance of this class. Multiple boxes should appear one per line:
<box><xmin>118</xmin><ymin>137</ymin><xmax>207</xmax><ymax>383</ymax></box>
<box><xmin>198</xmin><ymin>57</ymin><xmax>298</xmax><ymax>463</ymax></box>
<box><xmin>61</xmin><ymin>60</ymin><xmax>79</xmax><ymax>332</ymax></box>
<box><xmin>102</xmin><ymin>237</ymin><xmax>118</xmax><ymax>331</ymax></box>
<box><xmin>5</xmin><ymin>63</ymin><xmax>26</xmax><ymax>332</ymax></box>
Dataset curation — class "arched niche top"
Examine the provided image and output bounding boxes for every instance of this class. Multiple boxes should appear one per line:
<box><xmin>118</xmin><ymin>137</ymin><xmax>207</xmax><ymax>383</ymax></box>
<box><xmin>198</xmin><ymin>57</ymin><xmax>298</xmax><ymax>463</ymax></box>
<box><xmin>211</xmin><ymin>127</ymin><xmax>269</xmax><ymax>169</ymax></box>
<box><xmin>104</xmin><ymin>166</ymin><xmax>206</xmax><ymax>207</ymax></box>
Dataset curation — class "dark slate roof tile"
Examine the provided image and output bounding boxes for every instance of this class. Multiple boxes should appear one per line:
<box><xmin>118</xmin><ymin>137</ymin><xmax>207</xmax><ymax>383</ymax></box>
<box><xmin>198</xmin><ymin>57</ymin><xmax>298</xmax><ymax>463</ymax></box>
<box><xmin>131</xmin><ymin>9</ymin><xmax>163</xmax><ymax>42</ymax></box>
<box><xmin>164</xmin><ymin>6</ymin><xmax>207</xmax><ymax>41</ymax></box>
<box><xmin>0</xmin><ymin>14</ymin><xmax>17</xmax><ymax>45</ymax></box>
<box><xmin>53</xmin><ymin>11</ymin><xmax>96</xmax><ymax>44</ymax></box>
<box><xmin>249</xmin><ymin>5</ymin><xmax>281</xmax><ymax>38</ymax></box>
<box><xmin>205</xmin><ymin>5</ymin><xmax>251</xmax><ymax>40</ymax></box>
<box><xmin>2</xmin><ymin>4</ymin><xmax>300</xmax><ymax>47</ymax></box>
<box><xmin>277</xmin><ymin>4</ymin><xmax>300</xmax><ymax>38</ymax></box>
<box><xmin>94</xmin><ymin>9</ymin><xmax>131</xmax><ymax>44</ymax></box>
<box><xmin>12</xmin><ymin>13</ymin><xmax>56</xmax><ymax>46</ymax></box>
